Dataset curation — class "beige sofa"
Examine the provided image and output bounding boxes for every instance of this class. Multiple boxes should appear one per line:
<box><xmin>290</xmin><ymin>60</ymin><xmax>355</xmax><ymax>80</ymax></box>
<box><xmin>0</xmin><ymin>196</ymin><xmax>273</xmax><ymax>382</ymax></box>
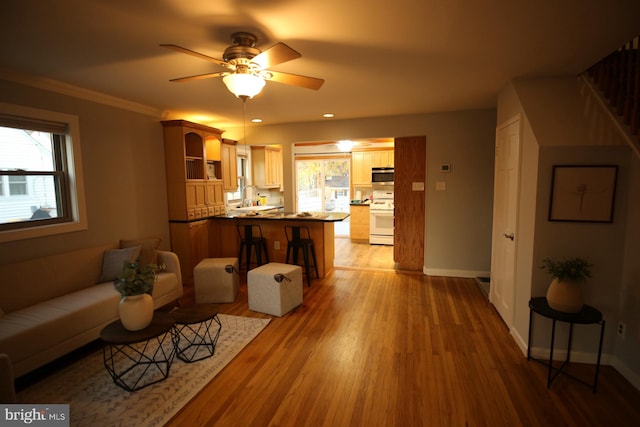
<box><xmin>0</xmin><ymin>242</ymin><xmax>183</xmax><ymax>379</ymax></box>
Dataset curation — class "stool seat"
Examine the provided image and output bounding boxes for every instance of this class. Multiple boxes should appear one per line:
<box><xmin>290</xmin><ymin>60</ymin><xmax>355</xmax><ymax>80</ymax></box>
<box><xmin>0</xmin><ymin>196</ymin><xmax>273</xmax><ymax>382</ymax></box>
<box><xmin>285</xmin><ymin>225</ymin><xmax>318</xmax><ymax>286</ymax></box>
<box><xmin>237</xmin><ymin>224</ymin><xmax>269</xmax><ymax>272</ymax></box>
<box><xmin>194</xmin><ymin>258</ymin><xmax>239</xmax><ymax>303</ymax></box>
<box><xmin>247</xmin><ymin>262</ymin><xmax>303</xmax><ymax>317</ymax></box>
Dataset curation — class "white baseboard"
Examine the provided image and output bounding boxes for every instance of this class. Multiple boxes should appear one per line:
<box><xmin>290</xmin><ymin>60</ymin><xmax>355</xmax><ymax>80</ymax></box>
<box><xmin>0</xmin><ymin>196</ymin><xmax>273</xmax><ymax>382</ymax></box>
<box><xmin>423</xmin><ymin>268</ymin><xmax>490</xmax><ymax>278</ymax></box>
<box><xmin>610</xmin><ymin>356</ymin><xmax>640</xmax><ymax>391</ymax></box>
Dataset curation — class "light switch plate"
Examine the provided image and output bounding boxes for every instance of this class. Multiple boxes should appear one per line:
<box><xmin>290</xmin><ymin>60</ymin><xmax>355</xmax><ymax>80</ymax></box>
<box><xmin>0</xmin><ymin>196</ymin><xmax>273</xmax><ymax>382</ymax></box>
<box><xmin>436</xmin><ymin>181</ymin><xmax>446</xmax><ymax>191</ymax></box>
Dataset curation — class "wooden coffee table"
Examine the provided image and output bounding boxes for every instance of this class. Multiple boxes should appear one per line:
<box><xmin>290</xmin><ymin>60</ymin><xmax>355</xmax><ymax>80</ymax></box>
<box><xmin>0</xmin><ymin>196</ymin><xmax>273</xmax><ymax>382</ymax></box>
<box><xmin>100</xmin><ymin>312</ymin><xmax>177</xmax><ymax>392</ymax></box>
<box><xmin>170</xmin><ymin>303</ymin><xmax>222</xmax><ymax>362</ymax></box>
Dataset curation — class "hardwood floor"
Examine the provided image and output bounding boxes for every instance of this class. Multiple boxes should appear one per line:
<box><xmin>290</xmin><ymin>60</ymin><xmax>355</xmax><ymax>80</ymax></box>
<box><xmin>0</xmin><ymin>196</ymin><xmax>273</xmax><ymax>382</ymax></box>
<box><xmin>165</xmin><ymin>262</ymin><xmax>640</xmax><ymax>425</ymax></box>
<box><xmin>16</xmin><ymin>240</ymin><xmax>639</xmax><ymax>426</ymax></box>
<box><xmin>334</xmin><ymin>236</ymin><xmax>396</xmax><ymax>271</ymax></box>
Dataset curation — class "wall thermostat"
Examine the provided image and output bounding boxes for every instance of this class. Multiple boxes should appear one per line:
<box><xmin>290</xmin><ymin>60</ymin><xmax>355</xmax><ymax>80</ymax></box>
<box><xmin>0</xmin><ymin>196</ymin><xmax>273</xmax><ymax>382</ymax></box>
<box><xmin>440</xmin><ymin>163</ymin><xmax>451</xmax><ymax>173</ymax></box>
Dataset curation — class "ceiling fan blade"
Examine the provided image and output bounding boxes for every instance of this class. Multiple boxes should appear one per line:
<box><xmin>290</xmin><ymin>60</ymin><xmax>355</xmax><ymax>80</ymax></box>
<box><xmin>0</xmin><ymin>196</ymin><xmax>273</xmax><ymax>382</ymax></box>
<box><xmin>252</xmin><ymin>42</ymin><xmax>301</xmax><ymax>69</ymax></box>
<box><xmin>160</xmin><ymin>44</ymin><xmax>228</xmax><ymax>67</ymax></box>
<box><xmin>265</xmin><ymin>70</ymin><xmax>324</xmax><ymax>90</ymax></box>
<box><xmin>169</xmin><ymin>71</ymin><xmax>226</xmax><ymax>83</ymax></box>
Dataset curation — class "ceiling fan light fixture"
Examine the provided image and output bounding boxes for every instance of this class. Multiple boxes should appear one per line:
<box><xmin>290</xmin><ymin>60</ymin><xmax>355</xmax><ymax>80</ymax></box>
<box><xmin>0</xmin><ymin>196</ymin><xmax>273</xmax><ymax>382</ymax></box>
<box><xmin>222</xmin><ymin>73</ymin><xmax>266</xmax><ymax>99</ymax></box>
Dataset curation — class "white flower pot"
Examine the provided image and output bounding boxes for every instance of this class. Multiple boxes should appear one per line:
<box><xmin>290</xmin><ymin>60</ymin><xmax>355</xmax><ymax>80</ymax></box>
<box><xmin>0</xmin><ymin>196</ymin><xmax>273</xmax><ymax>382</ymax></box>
<box><xmin>118</xmin><ymin>294</ymin><xmax>154</xmax><ymax>331</ymax></box>
<box><xmin>546</xmin><ymin>278</ymin><xmax>584</xmax><ymax>313</ymax></box>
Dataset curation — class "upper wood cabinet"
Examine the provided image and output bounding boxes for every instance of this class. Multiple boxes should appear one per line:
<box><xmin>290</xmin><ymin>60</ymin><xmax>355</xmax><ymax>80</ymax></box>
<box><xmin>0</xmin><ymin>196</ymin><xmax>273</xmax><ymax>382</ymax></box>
<box><xmin>161</xmin><ymin>120</ymin><xmax>225</xmax><ymax>221</ymax></box>
<box><xmin>251</xmin><ymin>145</ymin><xmax>282</xmax><ymax>189</ymax></box>
<box><xmin>221</xmin><ymin>139</ymin><xmax>238</xmax><ymax>191</ymax></box>
<box><xmin>352</xmin><ymin>147</ymin><xmax>394</xmax><ymax>186</ymax></box>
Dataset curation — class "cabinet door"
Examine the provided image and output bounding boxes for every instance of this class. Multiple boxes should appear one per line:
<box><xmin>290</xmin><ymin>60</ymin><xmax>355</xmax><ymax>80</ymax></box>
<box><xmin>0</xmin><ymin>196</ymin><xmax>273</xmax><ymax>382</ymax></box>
<box><xmin>206</xmin><ymin>181</ymin><xmax>224</xmax><ymax>207</ymax></box>
<box><xmin>266</xmin><ymin>148</ymin><xmax>282</xmax><ymax>187</ymax></box>
<box><xmin>222</xmin><ymin>142</ymin><xmax>238</xmax><ymax>191</ymax></box>
<box><xmin>350</xmin><ymin>205</ymin><xmax>370</xmax><ymax>241</ymax></box>
<box><xmin>352</xmin><ymin>151</ymin><xmax>372</xmax><ymax>185</ymax></box>
<box><xmin>186</xmin><ymin>182</ymin><xmax>207</xmax><ymax>218</ymax></box>
<box><xmin>251</xmin><ymin>146</ymin><xmax>282</xmax><ymax>188</ymax></box>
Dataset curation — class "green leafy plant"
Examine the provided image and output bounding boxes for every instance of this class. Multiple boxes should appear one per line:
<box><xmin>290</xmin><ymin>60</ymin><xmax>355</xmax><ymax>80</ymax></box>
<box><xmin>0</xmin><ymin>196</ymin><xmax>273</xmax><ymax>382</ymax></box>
<box><xmin>540</xmin><ymin>257</ymin><xmax>593</xmax><ymax>282</ymax></box>
<box><xmin>114</xmin><ymin>260</ymin><xmax>163</xmax><ymax>297</ymax></box>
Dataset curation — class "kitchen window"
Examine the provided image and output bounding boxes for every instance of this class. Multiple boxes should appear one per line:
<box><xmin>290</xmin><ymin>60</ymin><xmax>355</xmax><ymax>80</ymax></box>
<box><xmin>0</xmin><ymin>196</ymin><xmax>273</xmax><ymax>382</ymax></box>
<box><xmin>226</xmin><ymin>153</ymin><xmax>248</xmax><ymax>204</ymax></box>
<box><xmin>0</xmin><ymin>103</ymin><xmax>87</xmax><ymax>242</ymax></box>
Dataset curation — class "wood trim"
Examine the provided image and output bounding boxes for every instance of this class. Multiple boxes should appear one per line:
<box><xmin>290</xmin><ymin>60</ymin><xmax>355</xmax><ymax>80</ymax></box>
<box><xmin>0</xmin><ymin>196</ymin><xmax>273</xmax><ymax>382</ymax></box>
<box><xmin>393</xmin><ymin>135</ymin><xmax>426</xmax><ymax>270</ymax></box>
<box><xmin>161</xmin><ymin>120</ymin><xmax>223</xmax><ymax>134</ymax></box>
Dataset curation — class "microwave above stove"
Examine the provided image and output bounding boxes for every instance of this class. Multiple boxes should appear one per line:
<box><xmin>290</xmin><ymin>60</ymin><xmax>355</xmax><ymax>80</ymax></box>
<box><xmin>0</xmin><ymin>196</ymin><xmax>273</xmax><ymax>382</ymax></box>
<box><xmin>372</xmin><ymin>167</ymin><xmax>394</xmax><ymax>186</ymax></box>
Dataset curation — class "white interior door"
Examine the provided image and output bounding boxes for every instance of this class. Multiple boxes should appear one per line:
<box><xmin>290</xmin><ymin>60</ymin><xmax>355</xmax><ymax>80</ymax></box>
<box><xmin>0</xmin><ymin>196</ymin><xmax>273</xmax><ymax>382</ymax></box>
<box><xmin>490</xmin><ymin>116</ymin><xmax>521</xmax><ymax>328</ymax></box>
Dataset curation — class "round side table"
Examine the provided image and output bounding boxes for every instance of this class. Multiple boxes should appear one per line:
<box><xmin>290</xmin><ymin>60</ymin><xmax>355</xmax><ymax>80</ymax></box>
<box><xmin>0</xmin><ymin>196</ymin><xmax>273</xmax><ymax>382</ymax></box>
<box><xmin>170</xmin><ymin>303</ymin><xmax>222</xmax><ymax>363</ymax></box>
<box><xmin>100</xmin><ymin>312</ymin><xmax>177</xmax><ymax>392</ymax></box>
<box><xmin>527</xmin><ymin>297</ymin><xmax>605</xmax><ymax>393</ymax></box>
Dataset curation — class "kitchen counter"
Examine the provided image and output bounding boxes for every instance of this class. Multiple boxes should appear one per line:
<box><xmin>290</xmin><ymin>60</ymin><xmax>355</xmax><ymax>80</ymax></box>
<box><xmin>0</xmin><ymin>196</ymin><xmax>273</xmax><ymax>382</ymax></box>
<box><xmin>216</xmin><ymin>211</ymin><xmax>349</xmax><ymax>222</ymax></box>
<box><xmin>209</xmin><ymin>212</ymin><xmax>349</xmax><ymax>278</ymax></box>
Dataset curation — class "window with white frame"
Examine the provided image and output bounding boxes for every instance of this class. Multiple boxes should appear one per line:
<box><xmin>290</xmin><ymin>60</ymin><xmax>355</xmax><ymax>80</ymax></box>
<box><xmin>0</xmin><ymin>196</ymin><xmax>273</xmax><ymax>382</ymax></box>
<box><xmin>226</xmin><ymin>153</ymin><xmax>247</xmax><ymax>204</ymax></box>
<box><xmin>0</xmin><ymin>103</ymin><xmax>87</xmax><ymax>242</ymax></box>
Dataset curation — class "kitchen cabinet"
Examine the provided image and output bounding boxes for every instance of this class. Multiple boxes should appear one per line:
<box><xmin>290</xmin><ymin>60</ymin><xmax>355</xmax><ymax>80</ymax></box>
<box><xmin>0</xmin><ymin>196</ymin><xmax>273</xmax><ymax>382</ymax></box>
<box><xmin>169</xmin><ymin>219</ymin><xmax>209</xmax><ymax>287</ymax></box>
<box><xmin>222</xmin><ymin>139</ymin><xmax>238</xmax><ymax>191</ymax></box>
<box><xmin>350</xmin><ymin>204</ymin><xmax>370</xmax><ymax>242</ymax></box>
<box><xmin>251</xmin><ymin>145</ymin><xmax>282</xmax><ymax>189</ymax></box>
<box><xmin>352</xmin><ymin>148</ymin><xmax>394</xmax><ymax>186</ymax></box>
<box><xmin>161</xmin><ymin>120</ymin><xmax>225</xmax><ymax>221</ymax></box>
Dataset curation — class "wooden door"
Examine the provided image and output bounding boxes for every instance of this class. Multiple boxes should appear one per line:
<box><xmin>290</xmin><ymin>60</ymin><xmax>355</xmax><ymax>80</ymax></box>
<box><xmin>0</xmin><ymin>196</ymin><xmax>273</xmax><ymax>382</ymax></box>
<box><xmin>490</xmin><ymin>116</ymin><xmax>521</xmax><ymax>327</ymax></box>
<box><xmin>393</xmin><ymin>136</ymin><xmax>426</xmax><ymax>270</ymax></box>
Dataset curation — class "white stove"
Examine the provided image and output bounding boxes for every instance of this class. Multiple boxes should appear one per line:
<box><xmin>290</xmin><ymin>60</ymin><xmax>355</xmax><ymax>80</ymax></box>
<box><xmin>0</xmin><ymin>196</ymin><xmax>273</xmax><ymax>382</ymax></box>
<box><xmin>369</xmin><ymin>200</ymin><xmax>394</xmax><ymax>211</ymax></box>
<box><xmin>370</xmin><ymin>190</ymin><xmax>394</xmax><ymax>245</ymax></box>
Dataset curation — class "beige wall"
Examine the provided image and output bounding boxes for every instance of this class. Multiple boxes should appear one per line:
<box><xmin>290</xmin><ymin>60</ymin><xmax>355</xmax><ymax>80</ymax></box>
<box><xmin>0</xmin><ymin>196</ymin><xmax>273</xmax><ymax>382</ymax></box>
<box><xmin>498</xmin><ymin>77</ymin><xmax>639</xmax><ymax>387</ymax></box>
<box><xmin>0</xmin><ymin>79</ymin><xmax>171</xmax><ymax>264</ymax></box>
<box><xmin>225</xmin><ymin>109</ymin><xmax>497</xmax><ymax>277</ymax></box>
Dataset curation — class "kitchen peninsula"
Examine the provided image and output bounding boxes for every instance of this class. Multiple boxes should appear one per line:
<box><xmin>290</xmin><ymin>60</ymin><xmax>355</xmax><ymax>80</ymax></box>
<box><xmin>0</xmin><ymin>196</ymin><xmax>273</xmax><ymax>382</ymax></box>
<box><xmin>210</xmin><ymin>211</ymin><xmax>349</xmax><ymax>278</ymax></box>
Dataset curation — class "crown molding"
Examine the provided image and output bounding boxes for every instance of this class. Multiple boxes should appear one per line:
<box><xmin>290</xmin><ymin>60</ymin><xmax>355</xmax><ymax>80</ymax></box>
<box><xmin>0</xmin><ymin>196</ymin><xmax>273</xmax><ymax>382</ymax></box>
<box><xmin>0</xmin><ymin>68</ymin><xmax>164</xmax><ymax>118</ymax></box>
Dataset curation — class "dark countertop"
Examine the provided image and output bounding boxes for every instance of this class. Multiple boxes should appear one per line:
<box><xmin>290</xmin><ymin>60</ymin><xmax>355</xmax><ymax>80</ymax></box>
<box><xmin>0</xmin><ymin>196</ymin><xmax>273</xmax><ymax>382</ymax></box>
<box><xmin>350</xmin><ymin>202</ymin><xmax>371</xmax><ymax>207</ymax></box>
<box><xmin>214</xmin><ymin>211</ymin><xmax>349</xmax><ymax>222</ymax></box>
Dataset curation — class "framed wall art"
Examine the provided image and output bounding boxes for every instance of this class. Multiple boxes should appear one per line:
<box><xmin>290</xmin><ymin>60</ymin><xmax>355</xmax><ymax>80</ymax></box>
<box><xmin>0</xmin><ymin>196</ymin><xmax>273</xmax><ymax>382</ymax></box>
<box><xmin>548</xmin><ymin>165</ymin><xmax>617</xmax><ymax>223</ymax></box>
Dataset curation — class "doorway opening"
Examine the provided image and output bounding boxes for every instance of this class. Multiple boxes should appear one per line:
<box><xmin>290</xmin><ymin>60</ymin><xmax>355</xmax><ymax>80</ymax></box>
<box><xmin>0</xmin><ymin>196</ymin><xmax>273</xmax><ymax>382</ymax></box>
<box><xmin>294</xmin><ymin>156</ymin><xmax>351</xmax><ymax>214</ymax></box>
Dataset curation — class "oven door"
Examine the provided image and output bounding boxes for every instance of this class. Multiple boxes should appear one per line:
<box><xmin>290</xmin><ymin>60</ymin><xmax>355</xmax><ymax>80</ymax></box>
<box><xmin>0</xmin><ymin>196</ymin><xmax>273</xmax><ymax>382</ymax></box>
<box><xmin>369</xmin><ymin>209</ymin><xmax>394</xmax><ymax>245</ymax></box>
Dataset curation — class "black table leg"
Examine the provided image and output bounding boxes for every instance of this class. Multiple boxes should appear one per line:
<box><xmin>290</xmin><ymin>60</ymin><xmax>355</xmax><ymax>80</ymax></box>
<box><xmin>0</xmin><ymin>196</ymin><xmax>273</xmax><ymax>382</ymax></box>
<box><xmin>548</xmin><ymin>319</ymin><xmax>556</xmax><ymax>388</ymax></box>
<box><xmin>594</xmin><ymin>320</ymin><xmax>605</xmax><ymax>393</ymax></box>
<box><xmin>527</xmin><ymin>308</ymin><xmax>533</xmax><ymax>360</ymax></box>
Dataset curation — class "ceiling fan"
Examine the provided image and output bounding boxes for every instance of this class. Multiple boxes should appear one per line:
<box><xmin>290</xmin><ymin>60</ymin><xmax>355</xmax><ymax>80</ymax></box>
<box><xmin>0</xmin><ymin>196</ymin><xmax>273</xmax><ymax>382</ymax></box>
<box><xmin>161</xmin><ymin>32</ymin><xmax>324</xmax><ymax>99</ymax></box>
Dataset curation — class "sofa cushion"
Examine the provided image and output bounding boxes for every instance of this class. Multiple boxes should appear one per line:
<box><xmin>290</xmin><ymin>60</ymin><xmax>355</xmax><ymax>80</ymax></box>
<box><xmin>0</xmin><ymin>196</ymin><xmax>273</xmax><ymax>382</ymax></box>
<box><xmin>120</xmin><ymin>237</ymin><xmax>161</xmax><ymax>265</ymax></box>
<box><xmin>98</xmin><ymin>246</ymin><xmax>141</xmax><ymax>283</ymax></box>
<box><xmin>0</xmin><ymin>244</ymin><xmax>117</xmax><ymax>313</ymax></box>
<box><xmin>0</xmin><ymin>283</ymin><xmax>121</xmax><ymax>368</ymax></box>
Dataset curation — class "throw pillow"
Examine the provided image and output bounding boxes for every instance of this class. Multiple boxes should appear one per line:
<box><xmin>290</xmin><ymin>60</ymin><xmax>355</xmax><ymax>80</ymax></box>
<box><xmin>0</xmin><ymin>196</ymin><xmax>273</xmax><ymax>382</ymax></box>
<box><xmin>99</xmin><ymin>246</ymin><xmax>141</xmax><ymax>283</ymax></box>
<box><xmin>120</xmin><ymin>237</ymin><xmax>161</xmax><ymax>265</ymax></box>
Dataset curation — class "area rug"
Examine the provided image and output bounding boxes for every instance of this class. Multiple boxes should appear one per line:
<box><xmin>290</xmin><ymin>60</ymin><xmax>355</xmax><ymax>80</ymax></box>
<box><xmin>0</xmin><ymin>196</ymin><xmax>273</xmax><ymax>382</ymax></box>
<box><xmin>17</xmin><ymin>314</ymin><xmax>270</xmax><ymax>426</ymax></box>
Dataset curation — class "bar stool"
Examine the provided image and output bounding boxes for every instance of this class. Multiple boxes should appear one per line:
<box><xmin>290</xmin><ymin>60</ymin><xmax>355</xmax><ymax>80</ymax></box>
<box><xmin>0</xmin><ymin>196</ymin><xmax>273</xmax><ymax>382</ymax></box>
<box><xmin>237</xmin><ymin>224</ymin><xmax>269</xmax><ymax>272</ymax></box>
<box><xmin>285</xmin><ymin>225</ymin><xmax>319</xmax><ymax>286</ymax></box>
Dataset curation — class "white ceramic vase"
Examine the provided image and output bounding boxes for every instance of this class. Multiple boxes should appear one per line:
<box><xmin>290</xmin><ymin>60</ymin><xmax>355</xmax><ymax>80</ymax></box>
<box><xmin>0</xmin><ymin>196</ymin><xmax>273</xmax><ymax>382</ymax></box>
<box><xmin>118</xmin><ymin>294</ymin><xmax>154</xmax><ymax>331</ymax></box>
<box><xmin>546</xmin><ymin>278</ymin><xmax>584</xmax><ymax>313</ymax></box>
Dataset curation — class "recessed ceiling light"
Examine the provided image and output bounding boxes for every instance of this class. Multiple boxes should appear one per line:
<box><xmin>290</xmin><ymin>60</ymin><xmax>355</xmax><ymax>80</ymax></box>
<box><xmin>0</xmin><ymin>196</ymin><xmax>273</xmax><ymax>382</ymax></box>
<box><xmin>323</xmin><ymin>113</ymin><xmax>335</xmax><ymax>118</ymax></box>
<box><xmin>251</xmin><ymin>118</ymin><xmax>263</xmax><ymax>123</ymax></box>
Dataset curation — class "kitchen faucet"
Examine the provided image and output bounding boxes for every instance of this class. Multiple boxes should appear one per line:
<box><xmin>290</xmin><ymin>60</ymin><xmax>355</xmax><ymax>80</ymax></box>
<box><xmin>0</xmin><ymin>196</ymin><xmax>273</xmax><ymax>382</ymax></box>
<box><xmin>242</xmin><ymin>184</ymin><xmax>258</xmax><ymax>207</ymax></box>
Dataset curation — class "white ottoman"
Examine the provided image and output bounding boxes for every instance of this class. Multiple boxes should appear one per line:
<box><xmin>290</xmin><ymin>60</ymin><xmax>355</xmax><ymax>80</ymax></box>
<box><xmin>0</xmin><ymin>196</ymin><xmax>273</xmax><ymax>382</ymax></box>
<box><xmin>194</xmin><ymin>258</ymin><xmax>239</xmax><ymax>303</ymax></box>
<box><xmin>247</xmin><ymin>263</ymin><xmax>303</xmax><ymax>316</ymax></box>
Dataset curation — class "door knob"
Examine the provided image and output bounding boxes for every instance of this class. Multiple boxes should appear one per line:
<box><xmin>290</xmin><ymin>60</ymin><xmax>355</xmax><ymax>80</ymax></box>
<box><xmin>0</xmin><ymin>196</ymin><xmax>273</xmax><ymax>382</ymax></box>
<box><xmin>503</xmin><ymin>233</ymin><xmax>514</xmax><ymax>241</ymax></box>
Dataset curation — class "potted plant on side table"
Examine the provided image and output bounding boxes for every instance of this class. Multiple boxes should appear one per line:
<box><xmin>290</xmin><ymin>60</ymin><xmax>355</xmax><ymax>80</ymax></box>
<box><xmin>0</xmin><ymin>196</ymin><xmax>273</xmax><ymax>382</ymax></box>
<box><xmin>541</xmin><ymin>257</ymin><xmax>593</xmax><ymax>313</ymax></box>
<box><xmin>114</xmin><ymin>260</ymin><xmax>161</xmax><ymax>331</ymax></box>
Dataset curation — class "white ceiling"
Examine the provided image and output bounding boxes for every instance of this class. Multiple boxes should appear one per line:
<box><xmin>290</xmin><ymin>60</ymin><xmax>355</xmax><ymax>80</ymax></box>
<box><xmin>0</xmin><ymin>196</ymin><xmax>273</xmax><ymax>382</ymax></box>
<box><xmin>2</xmin><ymin>0</ymin><xmax>639</xmax><ymax>130</ymax></box>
